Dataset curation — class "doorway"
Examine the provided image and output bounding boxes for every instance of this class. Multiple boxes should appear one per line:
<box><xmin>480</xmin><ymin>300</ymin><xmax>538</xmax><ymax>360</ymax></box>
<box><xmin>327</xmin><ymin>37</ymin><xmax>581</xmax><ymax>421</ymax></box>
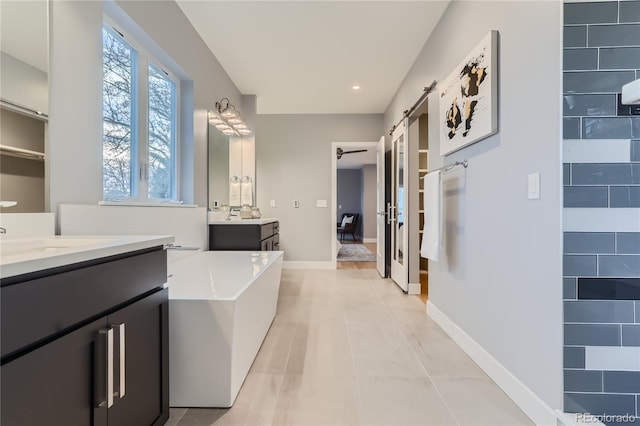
<box><xmin>330</xmin><ymin>141</ymin><xmax>381</xmax><ymax>269</ymax></box>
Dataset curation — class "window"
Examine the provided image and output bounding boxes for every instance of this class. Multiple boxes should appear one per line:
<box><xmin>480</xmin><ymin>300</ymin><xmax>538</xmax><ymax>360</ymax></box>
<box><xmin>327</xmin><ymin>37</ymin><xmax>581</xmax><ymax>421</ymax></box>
<box><xmin>102</xmin><ymin>25</ymin><xmax>179</xmax><ymax>202</ymax></box>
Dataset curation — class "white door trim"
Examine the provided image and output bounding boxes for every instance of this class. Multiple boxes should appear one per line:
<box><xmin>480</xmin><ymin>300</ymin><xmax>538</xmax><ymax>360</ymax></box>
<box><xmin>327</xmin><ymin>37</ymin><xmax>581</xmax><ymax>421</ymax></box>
<box><xmin>330</xmin><ymin>141</ymin><xmax>381</xmax><ymax>267</ymax></box>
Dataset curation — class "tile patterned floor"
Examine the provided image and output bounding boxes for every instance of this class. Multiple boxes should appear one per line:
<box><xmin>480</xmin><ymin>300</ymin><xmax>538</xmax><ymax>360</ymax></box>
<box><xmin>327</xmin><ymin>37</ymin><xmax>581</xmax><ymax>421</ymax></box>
<box><xmin>166</xmin><ymin>269</ymin><xmax>533</xmax><ymax>426</ymax></box>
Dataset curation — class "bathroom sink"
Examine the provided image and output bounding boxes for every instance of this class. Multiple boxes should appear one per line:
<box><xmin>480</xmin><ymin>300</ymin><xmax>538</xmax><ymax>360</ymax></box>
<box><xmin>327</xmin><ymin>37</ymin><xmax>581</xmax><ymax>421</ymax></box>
<box><xmin>0</xmin><ymin>237</ymin><xmax>112</xmax><ymax>257</ymax></box>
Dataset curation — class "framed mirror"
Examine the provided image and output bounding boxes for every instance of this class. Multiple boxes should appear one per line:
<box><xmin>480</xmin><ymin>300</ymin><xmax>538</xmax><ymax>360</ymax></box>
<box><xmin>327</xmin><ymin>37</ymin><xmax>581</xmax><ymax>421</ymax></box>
<box><xmin>207</xmin><ymin>112</ymin><xmax>256</xmax><ymax>211</ymax></box>
<box><xmin>208</xmin><ymin>122</ymin><xmax>230</xmax><ymax>208</ymax></box>
<box><xmin>0</xmin><ymin>0</ymin><xmax>49</xmax><ymax>213</ymax></box>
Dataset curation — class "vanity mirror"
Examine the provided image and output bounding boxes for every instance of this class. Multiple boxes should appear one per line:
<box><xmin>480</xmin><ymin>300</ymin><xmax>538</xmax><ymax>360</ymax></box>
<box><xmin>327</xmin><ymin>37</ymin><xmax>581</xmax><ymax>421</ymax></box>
<box><xmin>207</xmin><ymin>110</ymin><xmax>255</xmax><ymax>211</ymax></box>
<box><xmin>0</xmin><ymin>0</ymin><xmax>49</xmax><ymax>213</ymax></box>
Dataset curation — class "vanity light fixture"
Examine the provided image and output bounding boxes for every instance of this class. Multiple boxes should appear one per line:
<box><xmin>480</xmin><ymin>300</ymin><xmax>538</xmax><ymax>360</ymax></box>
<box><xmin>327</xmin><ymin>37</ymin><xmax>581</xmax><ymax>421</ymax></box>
<box><xmin>210</xmin><ymin>98</ymin><xmax>252</xmax><ymax>136</ymax></box>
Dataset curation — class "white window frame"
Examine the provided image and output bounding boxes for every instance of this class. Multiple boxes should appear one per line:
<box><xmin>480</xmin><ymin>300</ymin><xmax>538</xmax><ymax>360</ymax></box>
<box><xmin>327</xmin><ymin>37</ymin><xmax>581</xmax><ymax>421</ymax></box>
<box><xmin>102</xmin><ymin>19</ymin><xmax>181</xmax><ymax>204</ymax></box>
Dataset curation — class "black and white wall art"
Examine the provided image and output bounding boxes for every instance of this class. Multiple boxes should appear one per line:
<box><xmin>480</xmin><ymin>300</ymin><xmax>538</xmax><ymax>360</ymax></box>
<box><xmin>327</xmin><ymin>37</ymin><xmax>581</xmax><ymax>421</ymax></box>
<box><xmin>439</xmin><ymin>30</ymin><xmax>499</xmax><ymax>156</ymax></box>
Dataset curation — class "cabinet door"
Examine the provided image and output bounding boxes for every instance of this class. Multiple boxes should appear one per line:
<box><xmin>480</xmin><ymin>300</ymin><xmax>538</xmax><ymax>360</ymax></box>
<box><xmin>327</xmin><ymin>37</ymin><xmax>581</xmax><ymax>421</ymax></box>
<box><xmin>107</xmin><ymin>288</ymin><xmax>169</xmax><ymax>426</ymax></box>
<box><xmin>261</xmin><ymin>237</ymin><xmax>271</xmax><ymax>251</ymax></box>
<box><xmin>1</xmin><ymin>318</ymin><xmax>108</xmax><ymax>426</ymax></box>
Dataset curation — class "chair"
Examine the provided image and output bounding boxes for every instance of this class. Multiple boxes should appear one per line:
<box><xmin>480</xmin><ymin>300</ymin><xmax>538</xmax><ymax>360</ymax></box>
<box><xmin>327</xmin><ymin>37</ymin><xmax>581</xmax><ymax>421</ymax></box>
<box><xmin>337</xmin><ymin>213</ymin><xmax>359</xmax><ymax>241</ymax></box>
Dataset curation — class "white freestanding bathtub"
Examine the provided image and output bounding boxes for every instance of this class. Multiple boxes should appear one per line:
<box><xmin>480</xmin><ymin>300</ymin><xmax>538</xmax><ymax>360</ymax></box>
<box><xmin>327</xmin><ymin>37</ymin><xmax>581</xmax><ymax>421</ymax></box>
<box><xmin>167</xmin><ymin>250</ymin><xmax>284</xmax><ymax>407</ymax></box>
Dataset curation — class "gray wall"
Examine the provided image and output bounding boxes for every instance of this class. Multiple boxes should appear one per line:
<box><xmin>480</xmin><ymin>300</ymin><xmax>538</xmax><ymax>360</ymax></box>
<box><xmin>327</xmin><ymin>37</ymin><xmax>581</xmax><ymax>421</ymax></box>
<box><xmin>256</xmin><ymin>114</ymin><xmax>383</xmax><ymax>262</ymax></box>
<box><xmin>384</xmin><ymin>0</ymin><xmax>563</xmax><ymax>413</ymax></box>
<box><xmin>361</xmin><ymin>164</ymin><xmax>377</xmax><ymax>240</ymax></box>
<box><xmin>48</xmin><ymin>0</ymin><xmax>242</xmax><ymax>214</ymax></box>
<box><xmin>0</xmin><ymin>109</ymin><xmax>45</xmax><ymax>212</ymax></box>
<box><xmin>337</xmin><ymin>169</ymin><xmax>362</xmax><ymax>238</ymax></box>
<box><xmin>562</xmin><ymin>0</ymin><xmax>640</xmax><ymax>418</ymax></box>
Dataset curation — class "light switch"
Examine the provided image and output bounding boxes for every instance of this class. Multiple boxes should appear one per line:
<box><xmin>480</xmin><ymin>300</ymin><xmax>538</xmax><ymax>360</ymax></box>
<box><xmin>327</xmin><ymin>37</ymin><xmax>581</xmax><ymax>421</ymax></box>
<box><xmin>270</xmin><ymin>199</ymin><xmax>276</xmax><ymax>208</ymax></box>
<box><xmin>528</xmin><ymin>173</ymin><xmax>540</xmax><ymax>200</ymax></box>
<box><xmin>293</xmin><ymin>199</ymin><xmax>300</xmax><ymax>208</ymax></box>
<box><xmin>316</xmin><ymin>199</ymin><xmax>327</xmax><ymax>208</ymax></box>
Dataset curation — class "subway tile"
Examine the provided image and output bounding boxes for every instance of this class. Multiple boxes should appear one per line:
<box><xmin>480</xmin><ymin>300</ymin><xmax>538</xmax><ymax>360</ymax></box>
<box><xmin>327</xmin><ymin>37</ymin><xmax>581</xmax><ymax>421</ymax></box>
<box><xmin>637</xmin><ymin>301</ymin><xmax>640</xmax><ymax>322</ymax></box>
<box><xmin>600</xmin><ymin>48</ymin><xmax>640</xmax><ymax>70</ymax></box>
<box><xmin>633</xmin><ymin>118</ymin><xmax>640</xmax><ymax>138</ymax></box>
<box><xmin>564</xmin><ymin>163</ymin><xmax>571</xmax><ymax>185</ymax></box>
<box><xmin>617</xmin><ymin>233</ymin><xmax>640</xmax><ymax>254</ymax></box>
<box><xmin>620</xmin><ymin>1</ymin><xmax>640</xmax><ymax>23</ymax></box>
<box><xmin>564</xmin><ymin>186</ymin><xmax>609</xmax><ymax>208</ymax></box>
<box><xmin>564</xmin><ymin>277</ymin><xmax>578</xmax><ymax>299</ymax></box>
<box><xmin>564</xmin><ymin>139</ymin><xmax>632</xmax><ymax>163</ymax></box>
<box><xmin>604</xmin><ymin>371</ymin><xmax>640</xmax><ymax>393</ymax></box>
<box><xmin>564</xmin><ymin>26</ymin><xmax>588</xmax><ymax>47</ymax></box>
<box><xmin>622</xmin><ymin>325</ymin><xmax>640</xmax><ymax>346</ymax></box>
<box><xmin>564</xmin><ymin>232</ymin><xmax>615</xmax><ymax>253</ymax></box>
<box><xmin>583</xmin><ymin>117</ymin><xmax>633</xmax><ymax>139</ymax></box>
<box><xmin>599</xmin><ymin>255</ymin><xmax>640</xmax><ymax>276</ymax></box>
<box><xmin>565</xmin><ymin>2</ymin><xmax>618</xmax><ymax>25</ymax></box>
<box><xmin>579</xmin><ymin>277</ymin><xmax>640</xmax><ymax>300</ymax></box>
<box><xmin>632</xmin><ymin>140</ymin><xmax>640</xmax><ymax>161</ymax></box>
<box><xmin>564</xmin><ymin>117</ymin><xmax>581</xmax><ymax>139</ymax></box>
<box><xmin>564</xmin><ymin>48</ymin><xmax>598</xmax><ymax>71</ymax></box>
<box><xmin>564</xmin><ymin>254</ymin><xmax>598</xmax><ymax>276</ymax></box>
<box><xmin>564</xmin><ymin>346</ymin><xmax>586</xmax><ymax>368</ymax></box>
<box><xmin>572</xmin><ymin>164</ymin><xmax>640</xmax><ymax>185</ymax></box>
<box><xmin>586</xmin><ymin>346</ymin><xmax>640</xmax><ymax>370</ymax></box>
<box><xmin>564</xmin><ymin>94</ymin><xmax>618</xmax><ymax>116</ymax></box>
<box><xmin>564</xmin><ymin>70</ymin><xmax>636</xmax><ymax>93</ymax></box>
<box><xmin>564</xmin><ymin>369</ymin><xmax>603</xmax><ymax>392</ymax></box>
<box><xmin>564</xmin><ymin>324</ymin><xmax>621</xmax><ymax>346</ymax></box>
<box><xmin>589</xmin><ymin>24</ymin><xmax>640</xmax><ymax>47</ymax></box>
<box><xmin>564</xmin><ymin>300</ymin><xmax>635</xmax><ymax>323</ymax></box>
<box><xmin>564</xmin><ymin>392</ymin><xmax>636</xmax><ymax>415</ymax></box>
<box><xmin>610</xmin><ymin>186</ymin><xmax>640</xmax><ymax>207</ymax></box>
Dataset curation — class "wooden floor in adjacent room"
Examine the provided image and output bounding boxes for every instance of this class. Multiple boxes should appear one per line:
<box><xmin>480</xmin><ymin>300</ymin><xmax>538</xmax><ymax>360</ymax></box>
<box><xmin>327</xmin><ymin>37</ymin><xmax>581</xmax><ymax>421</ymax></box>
<box><xmin>336</xmin><ymin>240</ymin><xmax>377</xmax><ymax>270</ymax></box>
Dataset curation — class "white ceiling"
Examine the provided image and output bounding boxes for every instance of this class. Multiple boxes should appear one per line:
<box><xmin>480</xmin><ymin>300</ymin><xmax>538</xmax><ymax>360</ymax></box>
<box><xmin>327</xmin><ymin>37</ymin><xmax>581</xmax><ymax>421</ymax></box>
<box><xmin>176</xmin><ymin>1</ymin><xmax>450</xmax><ymax>114</ymax></box>
<box><xmin>0</xmin><ymin>0</ymin><xmax>48</xmax><ymax>73</ymax></box>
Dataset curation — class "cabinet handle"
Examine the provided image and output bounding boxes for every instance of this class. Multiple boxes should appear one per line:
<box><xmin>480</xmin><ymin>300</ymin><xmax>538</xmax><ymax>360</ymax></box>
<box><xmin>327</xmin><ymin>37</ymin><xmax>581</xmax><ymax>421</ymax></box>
<box><xmin>97</xmin><ymin>328</ymin><xmax>114</xmax><ymax>408</ymax></box>
<box><xmin>114</xmin><ymin>323</ymin><xmax>126</xmax><ymax>398</ymax></box>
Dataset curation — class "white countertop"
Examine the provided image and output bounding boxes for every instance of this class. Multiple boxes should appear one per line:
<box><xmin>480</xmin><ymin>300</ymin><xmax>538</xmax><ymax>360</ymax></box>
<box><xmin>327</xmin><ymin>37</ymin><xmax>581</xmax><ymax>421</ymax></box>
<box><xmin>0</xmin><ymin>235</ymin><xmax>174</xmax><ymax>279</ymax></box>
<box><xmin>208</xmin><ymin>216</ymin><xmax>278</xmax><ymax>225</ymax></box>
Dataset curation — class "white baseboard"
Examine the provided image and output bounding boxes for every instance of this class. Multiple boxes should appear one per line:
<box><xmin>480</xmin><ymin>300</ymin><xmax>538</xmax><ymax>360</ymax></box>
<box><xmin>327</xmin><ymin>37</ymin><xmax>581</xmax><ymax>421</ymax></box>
<box><xmin>282</xmin><ymin>261</ymin><xmax>335</xmax><ymax>270</ymax></box>
<box><xmin>362</xmin><ymin>238</ymin><xmax>377</xmax><ymax>243</ymax></box>
<box><xmin>426</xmin><ymin>301</ymin><xmax>558</xmax><ymax>426</ymax></box>
<box><xmin>407</xmin><ymin>282</ymin><xmax>421</xmax><ymax>295</ymax></box>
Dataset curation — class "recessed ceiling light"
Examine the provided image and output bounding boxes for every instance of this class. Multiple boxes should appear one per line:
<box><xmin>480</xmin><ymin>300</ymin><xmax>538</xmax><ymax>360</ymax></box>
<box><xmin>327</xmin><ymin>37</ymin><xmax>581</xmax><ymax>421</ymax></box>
<box><xmin>352</xmin><ymin>85</ymin><xmax>361</xmax><ymax>90</ymax></box>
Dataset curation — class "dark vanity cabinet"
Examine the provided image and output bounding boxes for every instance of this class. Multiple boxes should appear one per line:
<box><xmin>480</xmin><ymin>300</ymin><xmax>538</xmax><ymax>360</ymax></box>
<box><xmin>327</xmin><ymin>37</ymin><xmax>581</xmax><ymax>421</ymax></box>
<box><xmin>0</xmin><ymin>247</ymin><xmax>169</xmax><ymax>426</ymax></box>
<box><xmin>209</xmin><ymin>221</ymin><xmax>280</xmax><ymax>251</ymax></box>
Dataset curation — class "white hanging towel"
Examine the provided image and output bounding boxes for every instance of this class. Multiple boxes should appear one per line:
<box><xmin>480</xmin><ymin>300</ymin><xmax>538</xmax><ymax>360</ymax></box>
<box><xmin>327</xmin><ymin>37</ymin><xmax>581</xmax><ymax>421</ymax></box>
<box><xmin>229</xmin><ymin>181</ymin><xmax>241</xmax><ymax>206</ymax></box>
<box><xmin>241</xmin><ymin>182</ymin><xmax>253</xmax><ymax>206</ymax></box>
<box><xmin>420</xmin><ymin>170</ymin><xmax>441</xmax><ymax>261</ymax></box>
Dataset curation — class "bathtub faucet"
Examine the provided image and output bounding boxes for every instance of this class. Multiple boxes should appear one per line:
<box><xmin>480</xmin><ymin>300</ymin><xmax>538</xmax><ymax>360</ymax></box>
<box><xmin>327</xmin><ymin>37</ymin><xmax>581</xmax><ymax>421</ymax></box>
<box><xmin>0</xmin><ymin>227</ymin><xmax>6</xmax><ymax>234</ymax></box>
<box><xmin>164</xmin><ymin>243</ymin><xmax>200</xmax><ymax>251</ymax></box>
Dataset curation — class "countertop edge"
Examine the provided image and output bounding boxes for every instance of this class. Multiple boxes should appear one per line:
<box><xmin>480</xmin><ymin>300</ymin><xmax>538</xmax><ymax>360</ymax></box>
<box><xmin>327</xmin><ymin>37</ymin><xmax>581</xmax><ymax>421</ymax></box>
<box><xmin>0</xmin><ymin>235</ymin><xmax>174</xmax><ymax>280</ymax></box>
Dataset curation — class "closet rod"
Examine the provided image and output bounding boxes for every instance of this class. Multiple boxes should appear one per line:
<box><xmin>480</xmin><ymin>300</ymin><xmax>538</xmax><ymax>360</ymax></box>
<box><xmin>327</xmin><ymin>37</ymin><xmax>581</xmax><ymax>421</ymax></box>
<box><xmin>0</xmin><ymin>98</ymin><xmax>48</xmax><ymax>121</ymax></box>
<box><xmin>389</xmin><ymin>80</ymin><xmax>437</xmax><ymax>136</ymax></box>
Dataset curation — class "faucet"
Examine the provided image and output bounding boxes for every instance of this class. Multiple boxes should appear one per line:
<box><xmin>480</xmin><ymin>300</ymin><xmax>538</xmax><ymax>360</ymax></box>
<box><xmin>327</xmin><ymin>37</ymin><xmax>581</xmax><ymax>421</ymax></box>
<box><xmin>0</xmin><ymin>227</ymin><xmax>6</xmax><ymax>234</ymax></box>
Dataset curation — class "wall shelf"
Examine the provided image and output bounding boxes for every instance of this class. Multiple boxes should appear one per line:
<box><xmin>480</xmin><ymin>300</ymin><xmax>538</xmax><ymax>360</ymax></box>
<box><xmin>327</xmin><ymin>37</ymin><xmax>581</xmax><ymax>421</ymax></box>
<box><xmin>0</xmin><ymin>144</ymin><xmax>45</xmax><ymax>161</ymax></box>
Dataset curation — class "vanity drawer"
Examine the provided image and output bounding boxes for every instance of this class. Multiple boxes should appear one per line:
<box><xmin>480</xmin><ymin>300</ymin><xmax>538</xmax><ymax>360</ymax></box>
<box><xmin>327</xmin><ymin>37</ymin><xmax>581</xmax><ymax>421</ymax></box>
<box><xmin>1</xmin><ymin>248</ymin><xmax>167</xmax><ymax>361</ymax></box>
<box><xmin>260</xmin><ymin>223</ymin><xmax>274</xmax><ymax>240</ymax></box>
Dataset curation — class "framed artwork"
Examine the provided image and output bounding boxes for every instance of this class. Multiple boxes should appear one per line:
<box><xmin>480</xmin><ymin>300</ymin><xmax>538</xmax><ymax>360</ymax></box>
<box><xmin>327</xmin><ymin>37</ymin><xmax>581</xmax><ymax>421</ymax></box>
<box><xmin>439</xmin><ymin>30</ymin><xmax>498</xmax><ymax>156</ymax></box>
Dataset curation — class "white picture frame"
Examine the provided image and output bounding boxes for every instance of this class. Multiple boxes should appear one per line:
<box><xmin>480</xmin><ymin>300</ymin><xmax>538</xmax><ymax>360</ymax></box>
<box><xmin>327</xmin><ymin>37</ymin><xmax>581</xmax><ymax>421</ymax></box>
<box><xmin>439</xmin><ymin>30</ymin><xmax>499</xmax><ymax>156</ymax></box>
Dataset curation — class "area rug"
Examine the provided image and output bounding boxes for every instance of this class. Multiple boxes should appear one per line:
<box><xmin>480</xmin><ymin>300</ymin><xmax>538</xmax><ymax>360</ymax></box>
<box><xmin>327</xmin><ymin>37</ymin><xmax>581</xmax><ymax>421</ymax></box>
<box><xmin>337</xmin><ymin>244</ymin><xmax>376</xmax><ymax>262</ymax></box>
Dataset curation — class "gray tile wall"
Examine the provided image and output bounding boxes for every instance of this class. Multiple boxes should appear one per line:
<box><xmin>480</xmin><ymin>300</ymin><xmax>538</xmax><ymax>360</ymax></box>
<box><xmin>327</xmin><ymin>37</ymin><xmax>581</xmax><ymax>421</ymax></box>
<box><xmin>563</xmin><ymin>2</ymin><xmax>640</xmax><ymax>421</ymax></box>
